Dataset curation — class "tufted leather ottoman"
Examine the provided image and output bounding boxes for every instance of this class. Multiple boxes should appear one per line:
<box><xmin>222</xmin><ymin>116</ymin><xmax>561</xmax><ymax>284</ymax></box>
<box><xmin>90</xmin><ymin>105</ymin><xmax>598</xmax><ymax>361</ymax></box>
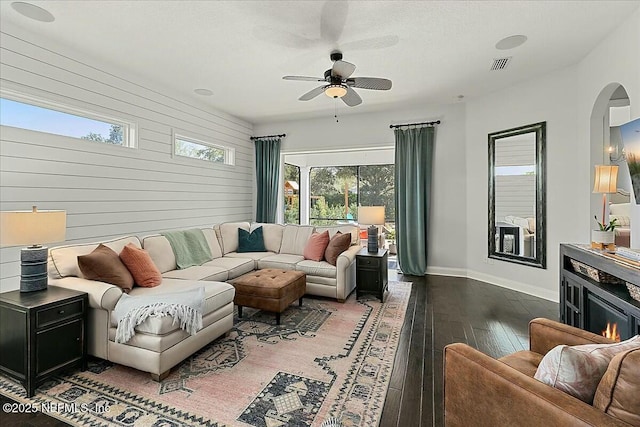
<box><xmin>229</xmin><ymin>269</ymin><xmax>306</xmax><ymax>324</ymax></box>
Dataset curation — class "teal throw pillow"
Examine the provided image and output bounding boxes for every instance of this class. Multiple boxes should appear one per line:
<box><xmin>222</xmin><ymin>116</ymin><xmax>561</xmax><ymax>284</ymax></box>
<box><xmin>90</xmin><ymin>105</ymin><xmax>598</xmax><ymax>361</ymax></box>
<box><xmin>238</xmin><ymin>227</ymin><xmax>267</xmax><ymax>252</ymax></box>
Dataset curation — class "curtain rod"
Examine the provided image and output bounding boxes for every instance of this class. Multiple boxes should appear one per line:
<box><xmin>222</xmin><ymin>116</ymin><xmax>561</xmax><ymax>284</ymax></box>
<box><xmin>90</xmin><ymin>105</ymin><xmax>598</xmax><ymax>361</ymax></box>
<box><xmin>250</xmin><ymin>133</ymin><xmax>286</xmax><ymax>140</ymax></box>
<box><xmin>389</xmin><ymin>120</ymin><xmax>440</xmax><ymax>129</ymax></box>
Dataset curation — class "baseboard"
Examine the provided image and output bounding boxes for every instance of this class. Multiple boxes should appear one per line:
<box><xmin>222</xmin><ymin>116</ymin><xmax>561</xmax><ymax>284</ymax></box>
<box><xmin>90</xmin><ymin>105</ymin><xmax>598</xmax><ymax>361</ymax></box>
<box><xmin>466</xmin><ymin>269</ymin><xmax>558</xmax><ymax>302</ymax></box>
<box><xmin>425</xmin><ymin>266</ymin><xmax>468</xmax><ymax>278</ymax></box>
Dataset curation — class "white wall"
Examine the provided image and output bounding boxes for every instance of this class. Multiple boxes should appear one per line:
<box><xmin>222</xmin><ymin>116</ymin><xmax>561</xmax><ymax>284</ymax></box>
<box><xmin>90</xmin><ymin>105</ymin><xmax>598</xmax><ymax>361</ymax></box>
<box><xmin>0</xmin><ymin>24</ymin><xmax>254</xmax><ymax>292</ymax></box>
<box><xmin>255</xmin><ymin>103</ymin><xmax>468</xmax><ymax>273</ymax></box>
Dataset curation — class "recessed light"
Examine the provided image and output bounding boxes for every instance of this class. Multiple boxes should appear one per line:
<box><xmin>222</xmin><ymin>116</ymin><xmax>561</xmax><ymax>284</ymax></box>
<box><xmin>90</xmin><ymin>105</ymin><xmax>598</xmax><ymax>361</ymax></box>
<box><xmin>194</xmin><ymin>88</ymin><xmax>213</xmax><ymax>96</ymax></box>
<box><xmin>11</xmin><ymin>2</ymin><xmax>55</xmax><ymax>22</ymax></box>
<box><xmin>495</xmin><ymin>35</ymin><xmax>527</xmax><ymax>50</ymax></box>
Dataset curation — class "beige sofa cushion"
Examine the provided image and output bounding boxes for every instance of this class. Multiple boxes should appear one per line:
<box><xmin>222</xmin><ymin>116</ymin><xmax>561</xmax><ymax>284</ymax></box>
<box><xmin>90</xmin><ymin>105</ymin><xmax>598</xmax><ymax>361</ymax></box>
<box><xmin>142</xmin><ymin>228</ymin><xmax>222</xmax><ymax>273</ymax></box>
<box><xmin>204</xmin><ymin>257</ymin><xmax>254</xmax><ymax>279</ymax></box>
<box><xmin>314</xmin><ymin>225</ymin><xmax>359</xmax><ymax>245</ymax></box>
<box><xmin>162</xmin><ymin>265</ymin><xmax>228</xmax><ymax>282</ymax></box>
<box><xmin>110</xmin><ymin>279</ymin><xmax>234</xmax><ymax>335</ymax></box>
<box><xmin>295</xmin><ymin>260</ymin><xmax>336</xmax><ymax>278</ymax></box>
<box><xmin>279</xmin><ymin>225</ymin><xmax>315</xmax><ymax>255</ymax></box>
<box><xmin>219</xmin><ymin>222</ymin><xmax>251</xmax><ymax>254</ymax></box>
<box><xmin>49</xmin><ymin>236</ymin><xmax>141</xmax><ymax>279</ymax></box>
<box><xmin>251</xmin><ymin>223</ymin><xmax>284</xmax><ymax>253</ymax></box>
<box><xmin>257</xmin><ymin>254</ymin><xmax>305</xmax><ymax>270</ymax></box>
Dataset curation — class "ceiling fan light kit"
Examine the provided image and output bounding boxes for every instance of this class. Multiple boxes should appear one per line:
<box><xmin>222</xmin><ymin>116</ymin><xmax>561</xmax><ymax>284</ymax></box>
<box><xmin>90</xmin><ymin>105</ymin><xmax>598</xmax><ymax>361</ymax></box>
<box><xmin>325</xmin><ymin>84</ymin><xmax>347</xmax><ymax>98</ymax></box>
<box><xmin>283</xmin><ymin>50</ymin><xmax>391</xmax><ymax>107</ymax></box>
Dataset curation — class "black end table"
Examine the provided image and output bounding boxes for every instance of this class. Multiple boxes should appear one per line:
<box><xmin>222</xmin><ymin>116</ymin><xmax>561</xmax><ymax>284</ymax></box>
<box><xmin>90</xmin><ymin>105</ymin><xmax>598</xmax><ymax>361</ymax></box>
<box><xmin>356</xmin><ymin>248</ymin><xmax>388</xmax><ymax>302</ymax></box>
<box><xmin>0</xmin><ymin>287</ymin><xmax>88</xmax><ymax>397</ymax></box>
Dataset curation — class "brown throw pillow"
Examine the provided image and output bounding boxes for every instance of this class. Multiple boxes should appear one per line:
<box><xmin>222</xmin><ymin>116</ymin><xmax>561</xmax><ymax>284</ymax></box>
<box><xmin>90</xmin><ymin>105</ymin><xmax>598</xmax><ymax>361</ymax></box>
<box><xmin>78</xmin><ymin>244</ymin><xmax>134</xmax><ymax>293</ymax></box>
<box><xmin>324</xmin><ymin>232</ymin><xmax>352</xmax><ymax>266</ymax></box>
<box><xmin>119</xmin><ymin>243</ymin><xmax>162</xmax><ymax>287</ymax></box>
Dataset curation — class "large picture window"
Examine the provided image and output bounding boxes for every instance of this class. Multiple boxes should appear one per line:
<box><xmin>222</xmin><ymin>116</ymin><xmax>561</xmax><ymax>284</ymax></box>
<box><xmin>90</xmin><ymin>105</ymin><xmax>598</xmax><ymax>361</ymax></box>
<box><xmin>0</xmin><ymin>95</ymin><xmax>135</xmax><ymax>147</ymax></box>
<box><xmin>283</xmin><ymin>163</ymin><xmax>300</xmax><ymax>224</ymax></box>
<box><xmin>309</xmin><ymin>164</ymin><xmax>395</xmax><ymax>226</ymax></box>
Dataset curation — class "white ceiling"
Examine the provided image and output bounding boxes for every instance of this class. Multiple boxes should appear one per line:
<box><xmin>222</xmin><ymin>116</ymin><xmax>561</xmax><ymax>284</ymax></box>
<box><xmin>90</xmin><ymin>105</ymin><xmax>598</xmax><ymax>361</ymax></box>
<box><xmin>1</xmin><ymin>1</ymin><xmax>638</xmax><ymax>125</ymax></box>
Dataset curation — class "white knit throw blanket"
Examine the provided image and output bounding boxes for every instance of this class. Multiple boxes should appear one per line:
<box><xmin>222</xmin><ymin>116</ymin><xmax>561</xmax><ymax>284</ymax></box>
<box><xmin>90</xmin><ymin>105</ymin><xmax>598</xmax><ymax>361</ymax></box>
<box><xmin>113</xmin><ymin>286</ymin><xmax>205</xmax><ymax>344</ymax></box>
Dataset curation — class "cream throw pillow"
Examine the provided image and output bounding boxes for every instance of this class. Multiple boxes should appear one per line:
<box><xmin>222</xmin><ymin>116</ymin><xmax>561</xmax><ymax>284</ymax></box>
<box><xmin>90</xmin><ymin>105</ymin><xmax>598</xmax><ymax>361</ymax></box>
<box><xmin>534</xmin><ymin>335</ymin><xmax>640</xmax><ymax>403</ymax></box>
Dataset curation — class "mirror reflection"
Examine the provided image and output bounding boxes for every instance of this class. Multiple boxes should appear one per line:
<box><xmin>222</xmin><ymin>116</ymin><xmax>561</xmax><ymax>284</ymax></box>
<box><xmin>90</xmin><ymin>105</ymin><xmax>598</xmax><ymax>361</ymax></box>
<box><xmin>489</xmin><ymin>122</ymin><xmax>546</xmax><ymax>268</ymax></box>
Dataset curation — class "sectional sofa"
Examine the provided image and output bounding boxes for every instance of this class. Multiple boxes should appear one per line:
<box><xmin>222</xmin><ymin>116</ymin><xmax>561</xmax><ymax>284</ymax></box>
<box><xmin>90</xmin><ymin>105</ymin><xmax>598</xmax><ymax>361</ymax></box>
<box><xmin>47</xmin><ymin>222</ymin><xmax>361</xmax><ymax>379</ymax></box>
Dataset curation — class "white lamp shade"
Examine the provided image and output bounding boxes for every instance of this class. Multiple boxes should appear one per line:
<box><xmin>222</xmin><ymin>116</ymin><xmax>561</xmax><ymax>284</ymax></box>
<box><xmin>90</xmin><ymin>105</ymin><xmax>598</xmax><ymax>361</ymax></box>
<box><xmin>0</xmin><ymin>208</ymin><xmax>66</xmax><ymax>246</ymax></box>
<box><xmin>358</xmin><ymin>206</ymin><xmax>385</xmax><ymax>225</ymax></box>
<box><xmin>593</xmin><ymin>165</ymin><xmax>618</xmax><ymax>194</ymax></box>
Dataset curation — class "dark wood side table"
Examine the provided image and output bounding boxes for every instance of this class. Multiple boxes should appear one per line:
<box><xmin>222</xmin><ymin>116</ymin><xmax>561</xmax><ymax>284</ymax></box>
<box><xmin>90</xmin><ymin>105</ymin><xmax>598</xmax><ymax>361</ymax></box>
<box><xmin>356</xmin><ymin>248</ymin><xmax>388</xmax><ymax>302</ymax></box>
<box><xmin>0</xmin><ymin>287</ymin><xmax>88</xmax><ymax>397</ymax></box>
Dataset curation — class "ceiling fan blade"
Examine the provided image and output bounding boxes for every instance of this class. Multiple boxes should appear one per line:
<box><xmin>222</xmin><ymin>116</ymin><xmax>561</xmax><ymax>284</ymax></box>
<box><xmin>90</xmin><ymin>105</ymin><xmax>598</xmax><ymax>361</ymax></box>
<box><xmin>341</xmin><ymin>87</ymin><xmax>362</xmax><ymax>107</ymax></box>
<box><xmin>347</xmin><ymin>77</ymin><xmax>392</xmax><ymax>90</ymax></box>
<box><xmin>332</xmin><ymin>60</ymin><xmax>356</xmax><ymax>78</ymax></box>
<box><xmin>253</xmin><ymin>26</ymin><xmax>318</xmax><ymax>49</ymax></box>
<box><xmin>299</xmin><ymin>85</ymin><xmax>327</xmax><ymax>101</ymax></box>
<box><xmin>283</xmin><ymin>76</ymin><xmax>326</xmax><ymax>82</ymax></box>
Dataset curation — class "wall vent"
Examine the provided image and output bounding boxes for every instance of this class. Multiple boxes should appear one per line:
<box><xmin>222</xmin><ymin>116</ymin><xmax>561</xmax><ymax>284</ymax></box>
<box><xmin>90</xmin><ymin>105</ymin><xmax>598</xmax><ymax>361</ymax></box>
<box><xmin>490</xmin><ymin>57</ymin><xmax>512</xmax><ymax>71</ymax></box>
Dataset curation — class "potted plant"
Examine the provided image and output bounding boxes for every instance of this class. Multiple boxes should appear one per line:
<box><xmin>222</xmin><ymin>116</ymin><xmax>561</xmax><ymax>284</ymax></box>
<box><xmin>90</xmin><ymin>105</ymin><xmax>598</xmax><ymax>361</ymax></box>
<box><xmin>592</xmin><ymin>216</ymin><xmax>618</xmax><ymax>250</ymax></box>
<box><xmin>386</xmin><ymin>229</ymin><xmax>397</xmax><ymax>255</ymax></box>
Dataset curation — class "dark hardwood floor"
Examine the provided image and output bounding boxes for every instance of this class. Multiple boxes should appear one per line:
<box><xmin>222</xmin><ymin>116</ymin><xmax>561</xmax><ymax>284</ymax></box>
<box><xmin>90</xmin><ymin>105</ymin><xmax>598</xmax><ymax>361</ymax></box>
<box><xmin>380</xmin><ymin>271</ymin><xmax>558</xmax><ymax>427</ymax></box>
<box><xmin>1</xmin><ymin>272</ymin><xmax>558</xmax><ymax>427</ymax></box>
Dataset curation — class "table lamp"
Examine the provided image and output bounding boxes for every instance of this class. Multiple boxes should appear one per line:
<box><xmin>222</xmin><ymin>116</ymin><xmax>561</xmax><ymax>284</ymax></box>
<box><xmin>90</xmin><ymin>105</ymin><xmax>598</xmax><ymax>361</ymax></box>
<box><xmin>358</xmin><ymin>206</ymin><xmax>385</xmax><ymax>253</ymax></box>
<box><xmin>0</xmin><ymin>206</ymin><xmax>66</xmax><ymax>292</ymax></box>
<box><xmin>593</xmin><ymin>165</ymin><xmax>618</xmax><ymax>226</ymax></box>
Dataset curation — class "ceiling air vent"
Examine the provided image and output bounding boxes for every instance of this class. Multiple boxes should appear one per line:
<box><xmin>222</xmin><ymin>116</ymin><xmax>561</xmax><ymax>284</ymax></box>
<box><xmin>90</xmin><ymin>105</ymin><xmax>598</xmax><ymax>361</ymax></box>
<box><xmin>490</xmin><ymin>57</ymin><xmax>512</xmax><ymax>71</ymax></box>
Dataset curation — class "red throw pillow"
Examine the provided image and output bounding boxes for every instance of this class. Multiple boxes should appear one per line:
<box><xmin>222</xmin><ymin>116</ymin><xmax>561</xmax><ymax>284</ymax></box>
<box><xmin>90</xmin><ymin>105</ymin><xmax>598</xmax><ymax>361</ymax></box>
<box><xmin>78</xmin><ymin>244</ymin><xmax>134</xmax><ymax>292</ymax></box>
<box><xmin>119</xmin><ymin>243</ymin><xmax>162</xmax><ymax>287</ymax></box>
<box><xmin>303</xmin><ymin>230</ymin><xmax>330</xmax><ymax>261</ymax></box>
<box><xmin>324</xmin><ymin>232</ymin><xmax>352</xmax><ymax>266</ymax></box>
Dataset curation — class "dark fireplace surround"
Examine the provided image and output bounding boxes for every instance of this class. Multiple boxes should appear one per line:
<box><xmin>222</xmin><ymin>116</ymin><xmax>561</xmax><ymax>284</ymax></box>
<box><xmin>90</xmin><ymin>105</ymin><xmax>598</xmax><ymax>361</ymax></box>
<box><xmin>560</xmin><ymin>244</ymin><xmax>640</xmax><ymax>340</ymax></box>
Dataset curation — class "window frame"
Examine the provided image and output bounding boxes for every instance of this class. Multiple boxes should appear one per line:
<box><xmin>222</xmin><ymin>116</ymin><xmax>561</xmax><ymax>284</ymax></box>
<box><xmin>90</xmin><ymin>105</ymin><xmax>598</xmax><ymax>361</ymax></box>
<box><xmin>0</xmin><ymin>89</ymin><xmax>137</xmax><ymax>148</ymax></box>
<box><xmin>172</xmin><ymin>131</ymin><xmax>235</xmax><ymax>166</ymax></box>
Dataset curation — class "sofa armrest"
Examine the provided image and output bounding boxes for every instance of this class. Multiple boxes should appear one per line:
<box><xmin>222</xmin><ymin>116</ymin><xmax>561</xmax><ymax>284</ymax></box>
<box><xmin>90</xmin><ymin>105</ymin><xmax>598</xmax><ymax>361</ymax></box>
<box><xmin>444</xmin><ymin>343</ymin><xmax>628</xmax><ymax>427</ymax></box>
<box><xmin>49</xmin><ymin>277</ymin><xmax>123</xmax><ymax>311</ymax></box>
<box><xmin>529</xmin><ymin>318</ymin><xmax>612</xmax><ymax>355</ymax></box>
<box><xmin>335</xmin><ymin>245</ymin><xmax>361</xmax><ymax>300</ymax></box>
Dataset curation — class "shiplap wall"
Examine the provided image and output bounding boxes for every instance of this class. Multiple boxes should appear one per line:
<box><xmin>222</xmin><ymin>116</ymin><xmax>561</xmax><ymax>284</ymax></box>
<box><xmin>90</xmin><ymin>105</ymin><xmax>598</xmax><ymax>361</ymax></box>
<box><xmin>0</xmin><ymin>29</ymin><xmax>254</xmax><ymax>291</ymax></box>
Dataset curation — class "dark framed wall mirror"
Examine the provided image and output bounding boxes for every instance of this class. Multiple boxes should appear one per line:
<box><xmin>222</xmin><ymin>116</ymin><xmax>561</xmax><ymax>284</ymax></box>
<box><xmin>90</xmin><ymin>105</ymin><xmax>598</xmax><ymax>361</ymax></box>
<box><xmin>488</xmin><ymin>122</ymin><xmax>546</xmax><ymax>268</ymax></box>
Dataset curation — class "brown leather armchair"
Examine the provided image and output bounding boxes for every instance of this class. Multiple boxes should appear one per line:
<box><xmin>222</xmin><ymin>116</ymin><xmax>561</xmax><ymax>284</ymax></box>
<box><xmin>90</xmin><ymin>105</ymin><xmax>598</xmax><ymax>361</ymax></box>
<box><xmin>444</xmin><ymin>318</ymin><xmax>640</xmax><ymax>426</ymax></box>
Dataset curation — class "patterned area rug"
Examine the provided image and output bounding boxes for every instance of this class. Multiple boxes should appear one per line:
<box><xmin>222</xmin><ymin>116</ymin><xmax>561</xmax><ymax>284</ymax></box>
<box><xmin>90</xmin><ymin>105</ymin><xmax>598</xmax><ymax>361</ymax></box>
<box><xmin>0</xmin><ymin>281</ymin><xmax>411</xmax><ymax>427</ymax></box>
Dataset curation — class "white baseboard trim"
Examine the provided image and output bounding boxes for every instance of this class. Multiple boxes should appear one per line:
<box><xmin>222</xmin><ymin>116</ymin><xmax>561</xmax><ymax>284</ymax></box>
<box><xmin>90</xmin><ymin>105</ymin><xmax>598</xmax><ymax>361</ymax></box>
<box><xmin>419</xmin><ymin>265</ymin><xmax>558</xmax><ymax>302</ymax></box>
<box><xmin>466</xmin><ymin>269</ymin><xmax>558</xmax><ymax>303</ymax></box>
<box><xmin>425</xmin><ymin>266</ymin><xmax>468</xmax><ymax>277</ymax></box>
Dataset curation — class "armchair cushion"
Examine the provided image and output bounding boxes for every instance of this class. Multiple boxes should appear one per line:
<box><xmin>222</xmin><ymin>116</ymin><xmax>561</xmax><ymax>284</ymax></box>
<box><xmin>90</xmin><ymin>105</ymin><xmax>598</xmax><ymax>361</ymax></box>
<box><xmin>593</xmin><ymin>348</ymin><xmax>640</xmax><ymax>425</ymax></box>
<box><xmin>498</xmin><ymin>350</ymin><xmax>543</xmax><ymax>377</ymax></box>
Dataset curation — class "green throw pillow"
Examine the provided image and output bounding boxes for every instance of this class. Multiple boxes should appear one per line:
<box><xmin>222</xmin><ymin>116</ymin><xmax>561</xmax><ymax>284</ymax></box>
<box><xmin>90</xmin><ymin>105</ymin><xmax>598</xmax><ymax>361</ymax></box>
<box><xmin>238</xmin><ymin>227</ymin><xmax>267</xmax><ymax>252</ymax></box>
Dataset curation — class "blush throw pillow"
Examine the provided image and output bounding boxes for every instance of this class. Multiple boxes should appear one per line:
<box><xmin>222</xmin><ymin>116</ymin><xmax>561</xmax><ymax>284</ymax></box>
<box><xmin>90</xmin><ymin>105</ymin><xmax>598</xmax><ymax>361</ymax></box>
<box><xmin>324</xmin><ymin>232</ymin><xmax>352</xmax><ymax>266</ymax></box>
<box><xmin>119</xmin><ymin>243</ymin><xmax>162</xmax><ymax>287</ymax></box>
<box><xmin>238</xmin><ymin>226</ymin><xmax>267</xmax><ymax>252</ymax></box>
<box><xmin>534</xmin><ymin>335</ymin><xmax>640</xmax><ymax>403</ymax></box>
<box><xmin>303</xmin><ymin>230</ymin><xmax>330</xmax><ymax>261</ymax></box>
<box><xmin>78</xmin><ymin>244</ymin><xmax>134</xmax><ymax>293</ymax></box>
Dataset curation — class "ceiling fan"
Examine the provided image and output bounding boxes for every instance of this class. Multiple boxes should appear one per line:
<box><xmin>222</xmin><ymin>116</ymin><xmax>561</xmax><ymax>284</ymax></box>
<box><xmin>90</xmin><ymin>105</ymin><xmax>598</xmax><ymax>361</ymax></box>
<box><xmin>282</xmin><ymin>51</ymin><xmax>392</xmax><ymax>107</ymax></box>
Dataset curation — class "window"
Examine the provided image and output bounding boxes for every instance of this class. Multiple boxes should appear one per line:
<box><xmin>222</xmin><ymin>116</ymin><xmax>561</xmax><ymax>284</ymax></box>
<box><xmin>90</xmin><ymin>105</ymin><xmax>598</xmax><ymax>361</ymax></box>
<box><xmin>0</xmin><ymin>95</ymin><xmax>135</xmax><ymax>147</ymax></box>
<box><xmin>173</xmin><ymin>133</ymin><xmax>234</xmax><ymax>165</ymax></box>
<box><xmin>309</xmin><ymin>164</ymin><xmax>395</xmax><ymax>226</ymax></box>
<box><xmin>283</xmin><ymin>163</ymin><xmax>300</xmax><ymax>224</ymax></box>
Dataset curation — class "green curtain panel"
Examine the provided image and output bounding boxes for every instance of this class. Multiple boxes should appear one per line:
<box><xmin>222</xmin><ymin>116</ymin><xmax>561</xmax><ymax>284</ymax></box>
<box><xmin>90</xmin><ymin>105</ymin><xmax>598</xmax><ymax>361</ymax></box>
<box><xmin>255</xmin><ymin>138</ymin><xmax>281</xmax><ymax>223</ymax></box>
<box><xmin>394</xmin><ymin>127</ymin><xmax>435</xmax><ymax>275</ymax></box>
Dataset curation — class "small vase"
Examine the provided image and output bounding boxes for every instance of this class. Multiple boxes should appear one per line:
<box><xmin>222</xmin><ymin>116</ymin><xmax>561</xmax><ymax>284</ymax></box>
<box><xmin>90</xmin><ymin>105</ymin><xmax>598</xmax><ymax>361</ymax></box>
<box><xmin>591</xmin><ymin>230</ymin><xmax>615</xmax><ymax>251</ymax></box>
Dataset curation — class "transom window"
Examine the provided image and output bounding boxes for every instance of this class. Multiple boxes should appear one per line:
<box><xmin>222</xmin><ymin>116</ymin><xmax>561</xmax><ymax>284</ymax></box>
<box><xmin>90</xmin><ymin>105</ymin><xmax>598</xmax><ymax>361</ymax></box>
<box><xmin>0</xmin><ymin>94</ymin><xmax>136</xmax><ymax>147</ymax></box>
<box><xmin>173</xmin><ymin>133</ymin><xmax>235</xmax><ymax>165</ymax></box>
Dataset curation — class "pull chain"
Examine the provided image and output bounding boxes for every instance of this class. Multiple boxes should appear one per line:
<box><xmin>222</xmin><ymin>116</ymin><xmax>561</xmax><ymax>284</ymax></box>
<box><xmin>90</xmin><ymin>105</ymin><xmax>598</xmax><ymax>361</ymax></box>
<box><xmin>334</xmin><ymin>98</ymin><xmax>339</xmax><ymax>123</ymax></box>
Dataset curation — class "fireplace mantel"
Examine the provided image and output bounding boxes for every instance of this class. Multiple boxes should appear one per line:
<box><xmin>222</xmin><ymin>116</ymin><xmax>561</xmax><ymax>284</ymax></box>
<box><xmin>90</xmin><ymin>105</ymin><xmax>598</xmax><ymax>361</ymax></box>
<box><xmin>560</xmin><ymin>244</ymin><xmax>640</xmax><ymax>340</ymax></box>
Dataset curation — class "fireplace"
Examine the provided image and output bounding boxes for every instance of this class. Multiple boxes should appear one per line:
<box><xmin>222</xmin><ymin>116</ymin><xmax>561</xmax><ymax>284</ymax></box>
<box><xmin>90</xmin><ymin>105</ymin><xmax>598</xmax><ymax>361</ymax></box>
<box><xmin>587</xmin><ymin>293</ymin><xmax>630</xmax><ymax>341</ymax></box>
